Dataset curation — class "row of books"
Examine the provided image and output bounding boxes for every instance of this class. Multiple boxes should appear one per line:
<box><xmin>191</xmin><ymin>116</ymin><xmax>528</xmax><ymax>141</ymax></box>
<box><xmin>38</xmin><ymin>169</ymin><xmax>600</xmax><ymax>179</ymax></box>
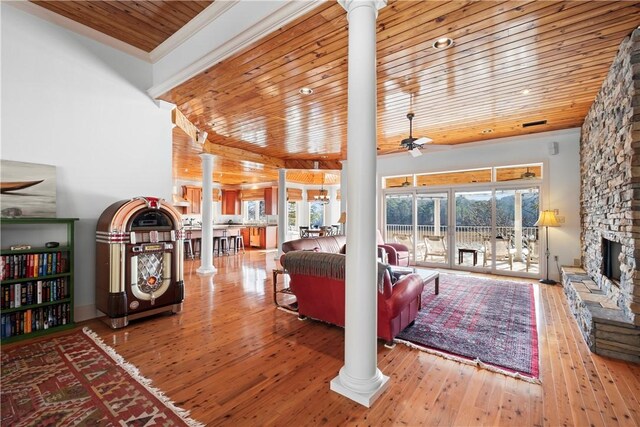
<box><xmin>0</xmin><ymin>252</ymin><xmax>67</xmax><ymax>281</ymax></box>
<box><xmin>1</xmin><ymin>278</ymin><xmax>69</xmax><ymax>310</ymax></box>
<box><xmin>1</xmin><ymin>302</ymin><xmax>70</xmax><ymax>339</ymax></box>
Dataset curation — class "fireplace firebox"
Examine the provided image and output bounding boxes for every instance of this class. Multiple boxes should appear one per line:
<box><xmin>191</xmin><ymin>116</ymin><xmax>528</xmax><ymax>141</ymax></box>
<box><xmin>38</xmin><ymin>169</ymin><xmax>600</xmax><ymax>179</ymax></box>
<box><xmin>602</xmin><ymin>237</ymin><xmax>622</xmax><ymax>283</ymax></box>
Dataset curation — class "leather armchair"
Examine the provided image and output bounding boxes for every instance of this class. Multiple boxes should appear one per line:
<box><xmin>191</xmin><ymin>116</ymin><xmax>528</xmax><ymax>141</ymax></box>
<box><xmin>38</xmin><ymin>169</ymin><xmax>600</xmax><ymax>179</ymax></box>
<box><xmin>376</xmin><ymin>230</ymin><xmax>410</xmax><ymax>267</ymax></box>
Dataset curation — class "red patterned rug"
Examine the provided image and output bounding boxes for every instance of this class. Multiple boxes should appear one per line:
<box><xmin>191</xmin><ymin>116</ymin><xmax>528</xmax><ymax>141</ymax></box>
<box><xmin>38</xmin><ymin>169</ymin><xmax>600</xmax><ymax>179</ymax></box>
<box><xmin>1</xmin><ymin>327</ymin><xmax>203</xmax><ymax>426</ymax></box>
<box><xmin>396</xmin><ymin>274</ymin><xmax>540</xmax><ymax>382</ymax></box>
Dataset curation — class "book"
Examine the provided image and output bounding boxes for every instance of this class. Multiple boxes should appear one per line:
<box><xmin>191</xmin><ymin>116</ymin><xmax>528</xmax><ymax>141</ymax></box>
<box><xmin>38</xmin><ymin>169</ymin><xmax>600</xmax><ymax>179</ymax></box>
<box><xmin>37</xmin><ymin>281</ymin><xmax>42</xmax><ymax>304</ymax></box>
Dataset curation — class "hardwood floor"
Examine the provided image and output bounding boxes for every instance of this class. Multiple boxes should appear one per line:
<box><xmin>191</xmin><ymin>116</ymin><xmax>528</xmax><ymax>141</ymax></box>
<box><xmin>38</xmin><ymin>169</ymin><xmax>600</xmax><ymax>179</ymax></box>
<box><xmin>79</xmin><ymin>250</ymin><xmax>640</xmax><ymax>426</ymax></box>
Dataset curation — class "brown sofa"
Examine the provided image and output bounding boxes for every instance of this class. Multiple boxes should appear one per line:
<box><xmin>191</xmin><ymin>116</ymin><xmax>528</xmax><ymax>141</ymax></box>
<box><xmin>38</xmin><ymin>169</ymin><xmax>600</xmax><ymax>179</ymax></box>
<box><xmin>281</xmin><ymin>235</ymin><xmax>425</xmax><ymax>343</ymax></box>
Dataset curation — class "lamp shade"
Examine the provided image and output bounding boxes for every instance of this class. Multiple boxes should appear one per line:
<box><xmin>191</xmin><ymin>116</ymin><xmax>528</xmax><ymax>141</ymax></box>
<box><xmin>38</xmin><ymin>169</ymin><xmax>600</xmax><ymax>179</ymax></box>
<box><xmin>534</xmin><ymin>210</ymin><xmax>560</xmax><ymax>227</ymax></box>
<box><xmin>338</xmin><ymin>212</ymin><xmax>347</xmax><ymax>224</ymax></box>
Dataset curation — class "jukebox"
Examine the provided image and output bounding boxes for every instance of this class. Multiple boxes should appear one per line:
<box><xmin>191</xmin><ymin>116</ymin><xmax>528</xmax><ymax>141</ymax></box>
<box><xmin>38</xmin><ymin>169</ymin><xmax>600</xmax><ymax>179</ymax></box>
<box><xmin>96</xmin><ymin>197</ymin><xmax>184</xmax><ymax>329</ymax></box>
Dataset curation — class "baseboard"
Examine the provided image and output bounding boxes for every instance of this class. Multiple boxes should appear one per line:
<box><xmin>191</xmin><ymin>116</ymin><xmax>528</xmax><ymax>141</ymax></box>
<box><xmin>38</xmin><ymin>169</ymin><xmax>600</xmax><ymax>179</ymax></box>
<box><xmin>75</xmin><ymin>304</ymin><xmax>99</xmax><ymax>322</ymax></box>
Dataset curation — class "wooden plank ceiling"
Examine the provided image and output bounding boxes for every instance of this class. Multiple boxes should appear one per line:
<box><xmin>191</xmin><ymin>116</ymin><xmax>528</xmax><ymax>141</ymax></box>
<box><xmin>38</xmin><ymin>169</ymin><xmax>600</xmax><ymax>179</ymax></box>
<box><xmin>30</xmin><ymin>1</ymin><xmax>640</xmax><ymax>184</ymax></box>
<box><xmin>31</xmin><ymin>1</ymin><xmax>212</xmax><ymax>52</ymax></box>
<box><xmin>159</xmin><ymin>0</ymin><xmax>640</xmax><ymax>184</ymax></box>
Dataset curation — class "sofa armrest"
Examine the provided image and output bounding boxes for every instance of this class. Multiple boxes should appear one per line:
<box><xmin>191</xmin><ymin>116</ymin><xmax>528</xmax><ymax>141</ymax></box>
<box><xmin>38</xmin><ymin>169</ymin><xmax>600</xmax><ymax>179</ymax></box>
<box><xmin>384</xmin><ymin>274</ymin><xmax>425</xmax><ymax>315</ymax></box>
<box><xmin>385</xmin><ymin>242</ymin><xmax>409</xmax><ymax>252</ymax></box>
<box><xmin>378</xmin><ymin>244</ymin><xmax>398</xmax><ymax>264</ymax></box>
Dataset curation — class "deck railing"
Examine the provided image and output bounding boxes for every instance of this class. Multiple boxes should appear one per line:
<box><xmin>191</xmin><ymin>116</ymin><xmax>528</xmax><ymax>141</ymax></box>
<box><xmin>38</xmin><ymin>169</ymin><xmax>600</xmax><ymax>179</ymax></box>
<box><xmin>385</xmin><ymin>224</ymin><xmax>538</xmax><ymax>247</ymax></box>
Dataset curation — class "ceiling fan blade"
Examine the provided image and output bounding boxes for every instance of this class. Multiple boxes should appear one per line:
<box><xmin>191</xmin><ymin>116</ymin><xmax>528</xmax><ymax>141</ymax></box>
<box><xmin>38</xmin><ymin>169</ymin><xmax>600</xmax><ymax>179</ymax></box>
<box><xmin>414</xmin><ymin>136</ymin><xmax>433</xmax><ymax>145</ymax></box>
<box><xmin>409</xmin><ymin>147</ymin><xmax>423</xmax><ymax>157</ymax></box>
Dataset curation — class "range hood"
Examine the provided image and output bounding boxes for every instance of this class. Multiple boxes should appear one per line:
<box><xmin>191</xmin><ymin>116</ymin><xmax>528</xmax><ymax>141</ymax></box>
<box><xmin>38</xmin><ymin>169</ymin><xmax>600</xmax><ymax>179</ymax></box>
<box><xmin>172</xmin><ymin>194</ymin><xmax>190</xmax><ymax>207</ymax></box>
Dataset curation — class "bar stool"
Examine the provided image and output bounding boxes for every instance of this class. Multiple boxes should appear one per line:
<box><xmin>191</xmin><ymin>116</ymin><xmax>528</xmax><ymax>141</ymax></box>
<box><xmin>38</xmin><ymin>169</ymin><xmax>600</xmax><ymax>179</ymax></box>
<box><xmin>184</xmin><ymin>231</ymin><xmax>194</xmax><ymax>260</ymax></box>
<box><xmin>233</xmin><ymin>234</ymin><xmax>245</xmax><ymax>253</ymax></box>
<box><xmin>214</xmin><ymin>230</ymin><xmax>229</xmax><ymax>256</ymax></box>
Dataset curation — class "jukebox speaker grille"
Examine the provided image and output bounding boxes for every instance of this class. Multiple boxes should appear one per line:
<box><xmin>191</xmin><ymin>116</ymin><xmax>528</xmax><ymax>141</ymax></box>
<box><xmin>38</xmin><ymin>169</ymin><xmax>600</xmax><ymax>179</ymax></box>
<box><xmin>137</xmin><ymin>253</ymin><xmax>164</xmax><ymax>293</ymax></box>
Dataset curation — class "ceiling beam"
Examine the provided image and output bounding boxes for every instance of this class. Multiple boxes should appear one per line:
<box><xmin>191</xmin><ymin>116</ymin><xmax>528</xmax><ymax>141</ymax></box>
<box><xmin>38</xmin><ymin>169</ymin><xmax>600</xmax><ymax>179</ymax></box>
<box><xmin>172</xmin><ymin>108</ymin><xmax>286</xmax><ymax>168</ymax></box>
<box><xmin>283</xmin><ymin>159</ymin><xmax>343</xmax><ymax>170</ymax></box>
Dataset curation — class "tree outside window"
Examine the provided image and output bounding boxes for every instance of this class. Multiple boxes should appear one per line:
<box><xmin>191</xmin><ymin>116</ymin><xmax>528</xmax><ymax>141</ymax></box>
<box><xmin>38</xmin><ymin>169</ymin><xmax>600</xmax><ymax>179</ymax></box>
<box><xmin>309</xmin><ymin>202</ymin><xmax>325</xmax><ymax>227</ymax></box>
<box><xmin>244</xmin><ymin>200</ymin><xmax>266</xmax><ymax>222</ymax></box>
<box><xmin>288</xmin><ymin>201</ymin><xmax>297</xmax><ymax>231</ymax></box>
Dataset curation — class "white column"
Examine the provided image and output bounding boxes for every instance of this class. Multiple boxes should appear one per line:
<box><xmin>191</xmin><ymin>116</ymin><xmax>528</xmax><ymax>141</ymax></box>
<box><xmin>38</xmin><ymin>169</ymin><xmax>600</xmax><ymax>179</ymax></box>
<box><xmin>197</xmin><ymin>153</ymin><xmax>216</xmax><ymax>275</ymax></box>
<box><xmin>514</xmin><ymin>191</ymin><xmax>523</xmax><ymax>261</ymax></box>
<box><xmin>340</xmin><ymin>161</ymin><xmax>348</xmax><ymax>215</ymax></box>
<box><xmin>277</xmin><ymin>168</ymin><xmax>287</xmax><ymax>258</ymax></box>
<box><xmin>434</xmin><ymin>198</ymin><xmax>441</xmax><ymax>236</ymax></box>
<box><xmin>331</xmin><ymin>0</ymin><xmax>388</xmax><ymax>408</ymax></box>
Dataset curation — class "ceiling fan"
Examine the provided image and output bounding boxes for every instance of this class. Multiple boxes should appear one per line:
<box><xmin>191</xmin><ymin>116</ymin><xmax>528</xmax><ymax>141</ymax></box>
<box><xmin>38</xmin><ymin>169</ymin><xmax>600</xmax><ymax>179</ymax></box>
<box><xmin>400</xmin><ymin>113</ymin><xmax>432</xmax><ymax>157</ymax></box>
<box><xmin>505</xmin><ymin>167</ymin><xmax>538</xmax><ymax>180</ymax></box>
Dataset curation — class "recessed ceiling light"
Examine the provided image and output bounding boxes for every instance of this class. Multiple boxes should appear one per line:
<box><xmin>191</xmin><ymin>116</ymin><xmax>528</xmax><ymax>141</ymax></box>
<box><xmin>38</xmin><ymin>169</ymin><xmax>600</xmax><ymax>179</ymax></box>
<box><xmin>521</xmin><ymin>88</ymin><xmax>531</xmax><ymax>95</ymax></box>
<box><xmin>299</xmin><ymin>87</ymin><xmax>313</xmax><ymax>95</ymax></box>
<box><xmin>432</xmin><ymin>37</ymin><xmax>454</xmax><ymax>49</ymax></box>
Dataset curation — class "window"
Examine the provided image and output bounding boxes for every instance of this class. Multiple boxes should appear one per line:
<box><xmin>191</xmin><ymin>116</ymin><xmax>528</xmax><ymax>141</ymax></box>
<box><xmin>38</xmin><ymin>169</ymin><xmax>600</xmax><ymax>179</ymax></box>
<box><xmin>288</xmin><ymin>201</ymin><xmax>298</xmax><ymax>231</ymax></box>
<box><xmin>244</xmin><ymin>200</ymin><xmax>265</xmax><ymax>222</ymax></box>
<box><xmin>309</xmin><ymin>202</ymin><xmax>325</xmax><ymax>227</ymax></box>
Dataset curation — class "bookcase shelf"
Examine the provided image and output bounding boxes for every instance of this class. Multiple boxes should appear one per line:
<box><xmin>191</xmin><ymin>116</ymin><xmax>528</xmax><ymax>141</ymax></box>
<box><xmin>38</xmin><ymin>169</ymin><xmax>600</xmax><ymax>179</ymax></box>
<box><xmin>1</xmin><ymin>218</ymin><xmax>77</xmax><ymax>343</ymax></box>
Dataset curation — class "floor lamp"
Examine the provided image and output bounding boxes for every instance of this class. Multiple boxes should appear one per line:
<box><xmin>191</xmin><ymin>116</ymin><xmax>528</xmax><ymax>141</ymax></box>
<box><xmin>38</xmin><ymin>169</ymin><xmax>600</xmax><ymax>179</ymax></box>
<box><xmin>338</xmin><ymin>211</ymin><xmax>347</xmax><ymax>235</ymax></box>
<box><xmin>535</xmin><ymin>210</ymin><xmax>560</xmax><ymax>285</ymax></box>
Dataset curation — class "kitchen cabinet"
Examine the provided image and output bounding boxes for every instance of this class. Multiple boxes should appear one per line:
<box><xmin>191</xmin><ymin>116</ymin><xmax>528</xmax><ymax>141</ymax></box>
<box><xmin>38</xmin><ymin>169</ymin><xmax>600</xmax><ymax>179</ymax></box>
<box><xmin>240</xmin><ymin>227</ymin><xmax>250</xmax><ymax>248</ymax></box>
<box><xmin>247</xmin><ymin>226</ymin><xmax>278</xmax><ymax>249</ymax></box>
<box><xmin>221</xmin><ymin>190</ymin><xmax>240</xmax><ymax>215</ymax></box>
<box><xmin>182</xmin><ymin>186</ymin><xmax>202</xmax><ymax>214</ymax></box>
<box><xmin>264</xmin><ymin>187</ymin><xmax>278</xmax><ymax>215</ymax></box>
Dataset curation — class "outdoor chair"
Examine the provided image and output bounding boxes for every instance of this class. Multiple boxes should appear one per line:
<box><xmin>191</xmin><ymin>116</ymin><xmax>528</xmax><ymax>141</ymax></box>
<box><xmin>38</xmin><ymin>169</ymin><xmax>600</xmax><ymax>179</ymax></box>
<box><xmin>424</xmin><ymin>235</ymin><xmax>447</xmax><ymax>262</ymax></box>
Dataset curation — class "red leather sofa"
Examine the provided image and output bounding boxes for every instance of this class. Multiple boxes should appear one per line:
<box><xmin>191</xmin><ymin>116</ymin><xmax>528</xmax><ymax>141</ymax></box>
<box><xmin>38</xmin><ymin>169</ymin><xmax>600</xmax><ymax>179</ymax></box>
<box><xmin>376</xmin><ymin>230</ymin><xmax>410</xmax><ymax>267</ymax></box>
<box><xmin>281</xmin><ymin>235</ymin><xmax>424</xmax><ymax>343</ymax></box>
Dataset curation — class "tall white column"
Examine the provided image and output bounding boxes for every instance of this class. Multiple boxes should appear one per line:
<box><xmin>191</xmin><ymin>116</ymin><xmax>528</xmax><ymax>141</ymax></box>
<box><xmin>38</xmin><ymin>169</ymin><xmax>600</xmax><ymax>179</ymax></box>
<box><xmin>277</xmin><ymin>168</ymin><xmax>287</xmax><ymax>258</ymax></box>
<box><xmin>340</xmin><ymin>161</ymin><xmax>348</xmax><ymax>215</ymax></box>
<box><xmin>197</xmin><ymin>153</ymin><xmax>216</xmax><ymax>275</ymax></box>
<box><xmin>331</xmin><ymin>0</ymin><xmax>388</xmax><ymax>408</ymax></box>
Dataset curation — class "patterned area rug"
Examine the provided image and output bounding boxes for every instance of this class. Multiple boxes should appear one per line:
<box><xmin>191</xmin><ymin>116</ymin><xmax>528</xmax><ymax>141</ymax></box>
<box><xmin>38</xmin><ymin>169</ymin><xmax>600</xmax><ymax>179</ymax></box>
<box><xmin>1</xmin><ymin>327</ymin><xmax>203</xmax><ymax>426</ymax></box>
<box><xmin>396</xmin><ymin>274</ymin><xmax>539</xmax><ymax>382</ymax></box>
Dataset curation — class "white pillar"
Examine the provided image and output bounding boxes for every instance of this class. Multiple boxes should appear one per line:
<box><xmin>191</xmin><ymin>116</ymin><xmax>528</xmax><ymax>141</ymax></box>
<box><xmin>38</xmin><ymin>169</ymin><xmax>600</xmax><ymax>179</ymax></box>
<box><xmin>434</xmin><ymin>198</ymin><xmax>441</xmax><ymax>236</ymax></box>
<box><xmin>331</xmin><ymin>0</ymin><xmax>388</xmax><ymax>408</ymax></box>
<box><xmin>514</xmin><ymin>191</ymin><xmax>523</xmax><ymax>261</ymax></box>
<box><xmin>340</xmin><ymin>161</ymin><xmax>348</xmax><ymax>215</ymax></box>
<box><xmin>277</xmin><ymin>168</ymin><xmax>287</xmax><ymax>258</ymax></box>
<box><xmin>197</xmin><ymin>153</ymin><xmax>216</xmax><ymax>275</ymax></box>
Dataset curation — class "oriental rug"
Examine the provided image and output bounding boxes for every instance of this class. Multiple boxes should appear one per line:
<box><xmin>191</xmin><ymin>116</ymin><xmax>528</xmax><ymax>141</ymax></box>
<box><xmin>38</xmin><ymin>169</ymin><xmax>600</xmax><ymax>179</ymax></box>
<box><xmin>396</xmin><ymin>274</ymin><xmax>540</xmax><ymax>382</ymax></box>
<box><xmin>1</xmin><ymin>327</ymin><xmax>204</xmax><ymax>426</ymax></box>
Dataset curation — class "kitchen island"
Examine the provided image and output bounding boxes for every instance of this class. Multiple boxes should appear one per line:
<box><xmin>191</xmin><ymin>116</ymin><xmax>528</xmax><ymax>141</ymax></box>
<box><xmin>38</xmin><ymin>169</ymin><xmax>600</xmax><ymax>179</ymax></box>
<box><xmin>184</xmin><ymin>225</ymin><xmax>277</xmax><ymax>251</ymax></box>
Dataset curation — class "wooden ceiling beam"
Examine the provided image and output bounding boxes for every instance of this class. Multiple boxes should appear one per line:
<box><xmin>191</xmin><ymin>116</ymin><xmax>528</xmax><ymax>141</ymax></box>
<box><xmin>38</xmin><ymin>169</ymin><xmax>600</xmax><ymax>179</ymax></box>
<box><xmin>283</xmin><ymin>160</ymin><xmax>343</xmax><ymax>170</ymax></box>
<box><xmin>172</xmin><ymin>108</ymin><xmax>287</xmax><ymax>169</ymax></box>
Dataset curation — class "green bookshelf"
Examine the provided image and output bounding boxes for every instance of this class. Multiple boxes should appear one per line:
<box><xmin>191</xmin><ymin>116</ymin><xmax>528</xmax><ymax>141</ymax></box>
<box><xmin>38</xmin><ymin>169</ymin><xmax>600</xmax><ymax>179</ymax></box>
<box><xmin>0</xmin><ymin>218</ymin><xmax>77</xmax><ymax>343</ymax></box>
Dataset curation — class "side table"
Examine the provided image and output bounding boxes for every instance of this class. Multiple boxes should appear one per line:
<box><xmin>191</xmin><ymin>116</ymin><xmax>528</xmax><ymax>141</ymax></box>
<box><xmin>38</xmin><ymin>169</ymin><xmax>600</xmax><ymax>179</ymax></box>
<box><xmin>272</xmin><ymin>268</ymin><xmax>297</xmax><ymax>311</ymax></box>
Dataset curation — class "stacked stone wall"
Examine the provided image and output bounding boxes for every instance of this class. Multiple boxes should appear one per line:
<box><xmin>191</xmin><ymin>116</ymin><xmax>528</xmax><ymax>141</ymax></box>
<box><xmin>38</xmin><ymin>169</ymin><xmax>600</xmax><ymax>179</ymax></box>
<box><xmin>580</xmin><ymin>29</ymin><xmax>640</xmax><ymax>325</ymax></box>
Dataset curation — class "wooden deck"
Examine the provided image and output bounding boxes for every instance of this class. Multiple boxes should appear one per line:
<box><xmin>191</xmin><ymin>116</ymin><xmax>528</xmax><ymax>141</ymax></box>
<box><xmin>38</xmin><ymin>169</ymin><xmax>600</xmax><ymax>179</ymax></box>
<box><xmin>77</xmin><ymin>250</ymin><xmax>639</xmax><ymax>426</ymax></box>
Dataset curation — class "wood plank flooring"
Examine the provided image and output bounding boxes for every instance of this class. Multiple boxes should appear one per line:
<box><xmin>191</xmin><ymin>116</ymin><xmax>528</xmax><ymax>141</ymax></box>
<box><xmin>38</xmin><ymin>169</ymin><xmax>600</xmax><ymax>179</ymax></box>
<box><xmin>73</xmin><ymin>250</ymin><xmax>639</xmax><ymax>426</ymax></box>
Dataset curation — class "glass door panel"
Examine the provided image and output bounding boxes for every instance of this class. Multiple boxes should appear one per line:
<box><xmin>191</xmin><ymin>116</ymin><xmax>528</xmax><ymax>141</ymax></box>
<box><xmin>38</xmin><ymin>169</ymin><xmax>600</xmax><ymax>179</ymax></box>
<box><xmin>416</xmin><ymin>193</ymin><xmax>449</xmax><ymax>266</ymax></box>
<box><xmin>384</xmin><ymin>193</ymin><xmax>414</xmax><ymax>261</ymax></box>
<box><xmin>495</xmin><ymin>188</ymin><xmax>540</xmax><ymax>274</ymax></box>
<box><xmin>454</xmin><ymin>190</ymin><xmax>492</xmax><ymax>269</ymax></box>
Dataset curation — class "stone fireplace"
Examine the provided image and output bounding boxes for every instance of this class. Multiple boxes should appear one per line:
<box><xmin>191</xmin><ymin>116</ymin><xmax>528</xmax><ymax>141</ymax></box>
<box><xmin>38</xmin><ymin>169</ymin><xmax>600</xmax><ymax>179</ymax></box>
<box><xmin>564</xmin><ymin>28</ymin><xmax>640</xmax><ymax>362</ymax></box>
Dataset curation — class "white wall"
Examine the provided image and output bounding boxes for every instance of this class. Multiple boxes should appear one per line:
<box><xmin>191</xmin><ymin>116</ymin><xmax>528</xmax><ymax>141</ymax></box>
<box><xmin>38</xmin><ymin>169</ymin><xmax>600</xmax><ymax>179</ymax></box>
<box><xmin>1</xmin><ymin>4</ymin><xmax>173</xmax><ymax>320</ymax></box>
<box><xmin>377</xmin><ymin>128</ymin><xmax>582</xmax><ymax>281</ymax></box>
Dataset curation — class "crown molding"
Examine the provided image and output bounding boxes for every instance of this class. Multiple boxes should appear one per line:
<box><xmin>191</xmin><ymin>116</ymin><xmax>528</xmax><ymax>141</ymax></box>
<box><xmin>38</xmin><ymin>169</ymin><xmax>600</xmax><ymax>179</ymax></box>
<box><xmin>148</xmin><ymin>1</ymin><xmax>237</xmax><ymax>64</ymax></box>
<box><xmin>147</xmin><ymin>0</ymin><xmax>322</xmax><ymax>99</ymax></box>
<box><xmin>6</xmin><ymin>0</ymin><xmax>150</xmax><ymax>62</ymax></box>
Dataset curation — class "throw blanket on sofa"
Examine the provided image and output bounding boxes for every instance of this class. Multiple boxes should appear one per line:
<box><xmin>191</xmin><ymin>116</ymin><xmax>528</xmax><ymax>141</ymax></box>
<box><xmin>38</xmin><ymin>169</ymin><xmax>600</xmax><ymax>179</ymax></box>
<box><xmin>283</xmin><ymin>251</ymin><xmax>388</xmax><ymax>293</ymax></box>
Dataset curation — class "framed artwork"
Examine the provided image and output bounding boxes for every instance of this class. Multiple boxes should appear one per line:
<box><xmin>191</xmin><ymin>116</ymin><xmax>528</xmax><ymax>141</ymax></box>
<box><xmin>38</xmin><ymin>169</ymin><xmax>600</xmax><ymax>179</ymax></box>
<box><xmin>1</xmin><ymin>160</ymin><xmax>56</xmax><ymax>218</ymax></box>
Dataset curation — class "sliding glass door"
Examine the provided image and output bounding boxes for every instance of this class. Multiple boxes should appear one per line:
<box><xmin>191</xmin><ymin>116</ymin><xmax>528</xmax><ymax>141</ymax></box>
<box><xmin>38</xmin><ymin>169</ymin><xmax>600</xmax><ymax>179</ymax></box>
<box><xmin>384</xmin><ymin>185</ymin><xmax>540</xmax><ymax>278</ymax></box>
<box><xmin>416</xmin><ymin>193</ymin><xmax>448</xmax><ymax>266</ymax></box>
<box><xmin>454</xmin><ymin>190</ymin><xmax>492</xmax><ymax>269</ymax></box>
<box><xmin>384</xmin><ymin>194</ymin><xmax>414</xmax><ymax>260</ymax></box>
